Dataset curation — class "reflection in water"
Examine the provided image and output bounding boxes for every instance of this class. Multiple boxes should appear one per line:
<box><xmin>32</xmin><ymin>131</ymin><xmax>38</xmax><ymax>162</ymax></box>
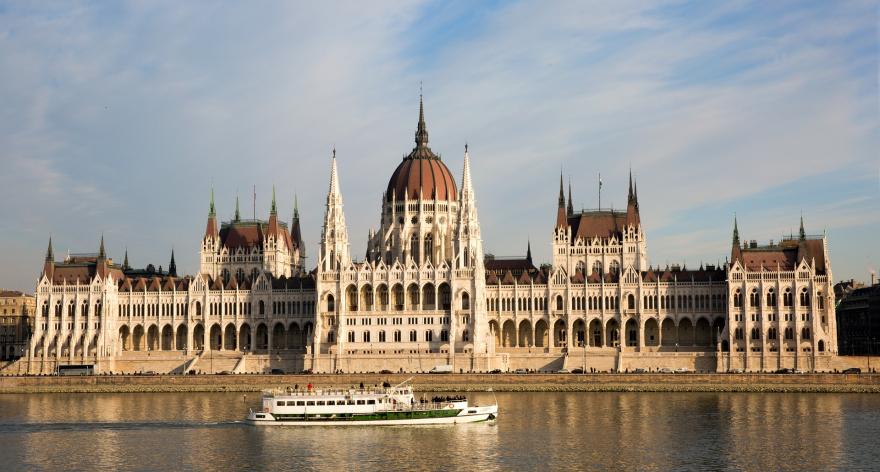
<box><xmin>0</xmin><ymin>391</ymin><xmax>877</xmax><ymax>471</ymax></box>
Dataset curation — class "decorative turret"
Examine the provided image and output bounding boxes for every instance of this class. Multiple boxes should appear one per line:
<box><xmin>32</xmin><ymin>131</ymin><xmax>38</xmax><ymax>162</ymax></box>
<box><xmin>123</xmin><ymin>248</ymin><xmax>130</xmax><ymax>270</ymax></box>
<box><xmin>96</xmin><ymin>234</ymin><xmax>109</xmax><ymax>279</ymax></box>
<box><xmin>320</xmin><ymin>148</ymin><xmax>350</xmax><ymax>271</ymax></box>
<box><xmin>234</xmin><ymin>194</ymin><xmax>241</xmax><ymax>222</ymax></box>
<box><xmin>625</xmin><ymin>170</ymin><xmax>641</xmax><ymax>227</ymax></box>
<box><xmin>42</xmin><ymin>236</ymin><xmax>55</xmax><ymax>280</ymax></box>
<box><xmin>567</xmin><ymin>179</ymin><xmax>574</xmax><ymax>216</ymax></box>
<box><xmin>267</xmin><ymin>185</ymin><xmax>280</xmax><ymax>239</ymax></box>
<box><xmin>799</xmin><ymin>214</ymin><xmax>806</xmax><ymax>241</ymax></box>
<box><xmin>168</xmin><ymin>249</ymin><xmax>177</xmax><ymax>277</ymax></box>
<box><xmin>731</xmin><ymin>215</ymin><xmax>742</xmax><ymax>264</ymax></box>
<box><xmin>205</xmin><ymin>187</ymin><xmax>218</xmax><ymax>239</ymax></box>
<box><xmin>556</xmin><ymin>173</ymin><xmax>568</xmax><ymax>229</ymax></box>
<box><xmin>456</xmin><ymin>144</ymin><xmax>483</xmax><ymax>270</ymax></box>
<box><xmin>291</xmin><ymin>194</ymin><xmax>305</xmax><ymax>269</ymax></box>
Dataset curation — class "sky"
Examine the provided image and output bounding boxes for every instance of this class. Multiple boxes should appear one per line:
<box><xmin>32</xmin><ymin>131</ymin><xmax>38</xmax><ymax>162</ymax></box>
<box><xmin>0</xmin><ymin>1</ymin><xmax>877</xmax><ymax>292</ymax></box>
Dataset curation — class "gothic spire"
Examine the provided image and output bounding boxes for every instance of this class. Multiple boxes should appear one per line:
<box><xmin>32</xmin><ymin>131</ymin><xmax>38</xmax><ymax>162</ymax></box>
<box><xmin>415</xmin><ymin>93</ymin><xmax>429</xmax><ymax>148</ymax></box>
<box><xmin>628</xmin><ymin>168</ymin><xmax>634</xmax><ymax>202</ymax></box>
<box><xmin>732</xmin><ymin>215</ymin><xmax>740</xmax><ymax>246</ymax></box>
<box><xmin>526</xmin><ymin>239</ymin><xmax>532</xmax><ymax>263</ymax></box>
<box><xmin>169</xmin><ymin>249</ymin><xmax>177</xmax><ymax>277</ymax></box>
<box><xmin>209</xmin><ymin>186</ymin><xmax>216</xmax><ymax>217</ymax></box>
<box><xmin>567</xmin><ymin>179</ymin><xmax>574</xmax><ymax>215</ymax></box>
<box><xmin>98</xmin><ymin>234</ymin><xmax>106</xmax><ymax>259</ymax></box>
<box><xmin>293</xmin><ymin>193</ymin><xmax>299</xmax><ymax>219</ymax></box>
<box><xmin>234</xmin><ymin>194</ymin><xmax>241</xmax><ymax>221</ymax></box>
<box><xmin>45</xmin><ymin>236</ymin><xmax>54</xmax><ymax>262</ymax></box>
<box><xmin>799</xmin><ymin>214</ymin><xmax>806</xmax><ymax>241</ymax></box>
<box><xmin>270</xmin><ymin>185</ymin><xmax>277</xmax><ymax>215</ymax></box>
<box><xmin>557</xmin><ymin>172</ymin><xmax>565</xmax><ymax>208</ymax></box>
<box><xmin>123</xmin><ymin>248</ymin><xmax>129</xmax><ymax>269</ymax></box>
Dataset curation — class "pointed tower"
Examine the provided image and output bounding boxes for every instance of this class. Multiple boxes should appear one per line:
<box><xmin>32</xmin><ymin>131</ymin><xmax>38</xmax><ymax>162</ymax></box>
<box><xmin>42</xmin><ymin>236</ymin><xmax>55</xmax><ymax>280</ymax></box>
<box><xmin>234</xmin><ymin>194</ymin><xmax>241</xmax><ymax>222</ymax></box>
<box><xmin>731</xmin><ymin>215</ymin><xmax>742</xmax><ymax>264</ymax></box>
<box><xmin>526</xmin><ymin>239</ymin><xmax>533</xmax><ymax>265</ymax></box>
<box><xmin>96</xmin><ymin>234</ymin><xmax>109</xmax><ymax>279</ymax></box>
<box><xmin>319</xmin><ymin>148</ymin><xmax>350</xmax><ymax>272</ymax></box>
<box><xmin>291</xmin><ymin>194</ymin><xmax>305</xmax><ymax>271</ymax></box>
<box><xmin>556</xmin><ymin>172</ymin><xmax>568</xmax><ymax>229</ymax></box>
<box><xmin>200</xmin><ymin>187</ymin><xmax>220</xmax><ymax>277</ymax></box>
<box><xmin>567</xmin><ymin>179</ymin><xmax>574</xmax><ymax>215</ymax></box>
<box><xmin>455</xmin><ymin>143</ymin><xmax>490</xmax><ymax>355</ymax></box>
<box><xmin>625</xmin><ymin>170</ymin><xmax>641</xmax><ymax>227</ymax></box>
<box><xmin>168</xmin><ymin>249</ymin><xmax>177</xmax><ymax>277</ymax></box>
<box><xmin>799</xmin><ymin>214</ymin><xmax>806</xmax><ymax>241</ymax></box>
<box><xmin>123</xmin><ymin>248</ymin><xmax>130</xmax><ymax>270</ymax></box>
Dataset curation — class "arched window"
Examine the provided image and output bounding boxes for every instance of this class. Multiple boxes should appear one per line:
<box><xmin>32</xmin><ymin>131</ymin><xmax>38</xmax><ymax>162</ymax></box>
<box><xmin>462</xmin><ymin>329</ymin><xmax>469</xmax><ymax>342</ymax></box>
<box><xmin>409</xmin><ymin>330</ymin><xmax>417</xmax><ymax>342</ymax></box>
<box><xmin>733</xmin><ymin>289</ymin><xmax>742</xmax><ymax>308</ymax></box>
<box><xmin>424</xmin><ymin>234</ymin><xmax>433</xmax><ymax>265</ymax></box>
<box><xmin>783</xmin><ymin>289</ymin><xmax>792</xmax><ymax>307</ymax></box>
<box><xmin>461</xmin><ymin>292</ymin><xmax>470</xmax><ymax>310</ymax></box>
<box><xmin>236</xmin><ymin>268</ymin><xmax>245</xmax><ymax>282</ymax></box>
<box><xmin>751</xmin><ymin>327</ymin><xmax>760</xmax><ymax>340</ymax></box>
<box><xmin>425</xmin><ymin>330</ymin><xmax>433</xmax><ymax>342</ymax></box>
<box><xmin>327</xmin><ymin>331</ymin><xmax>335</xmax><ymax>343</ymax></box>
<box><xmin>592</xmin><ymin>260</ymin><xmax>603</xmax><ymax>275</ymax></box>
<box><xmin>801</xmin><ymin>327</ymin><xmax>811</xmax><ymax>340</ymax></box>
<box><xmin>818</xmin><ymin>340</ymin><xmax>825</xmax><ymax>352</ymax></box>
<box><xmin>609</xmin><ymin>260</ymin><xmax>620</xmax><ymax>276</ymax></box>
<box><xmin>378</xmin><ymin>330</ymin><xmax>386</xmax><ymax>342</ymax></box>
<box><xmin>440</xmin><ymin>330</ymin><xmax>448</xmax><ymax>342</ymax></box>
<box><xmin>347</xmin><ymin>331</ymin><xmax>355</xmax><ymax>342</ymax></box>
<box><xmin>410</xmin><ymin>233</ymin><xmax>420</xmax><ymax>264</ymax></box>
<box><xmin>749</xmin><ymin>289</ymin><xmax>759</xmax><ymax>307</ymax></box>
<box><xmin>259</xmin><ymin>300</ymin><xmax>265</xmax><ymax>315</ymax></box>
<box><xmin>799</xmin><ymin>289</ymin><xmax>810</xmax><ymax>307</ymax></box>
<box><xmin>556</xmin><ymin>295</ymin><xmax>564</xmax><ymax>311</ymax></box>
<box><xmin>767</xmin><ymin>288</ymin><xmax>776</xmax><ymax>307</ymax></box>
<box><xmin>393</xmin><ymin>330</ymin><xmax>401</xmax><ymax>342</ymax></box>
<box><xmin>251</xmin><ymin>268</ymin><xmax>260</xmax><ymax>282</ymax></box>
<box><xmin>362</xmin><ymin>331</ymin><xmax>370</xmax><ymax>343</ymax></box>
<box><xmin>627</xmin><ymin>294</ymin><xmax>636</xmax><ymax>310</ymax></box>
<box><xmin>768</xmin><ymin>327</ymin><xmax>777</xmax><ymax>339</ymax></box>
<box><xmin>734</xmin><ymin>328</ymin><xmax>743</xmax><ymax>340</ymax></box>
<box><xmin>326</xmin><ymin>295</ymin><xmax>335</xmax><ymax>313</ymax></box>
<box><xmin>817</xmin><ymin>292</ymin><xmax>825</xmax><ymax>309</ymax></box>
<box><xmin>221</xmin><ymin>269</ymin><xmax>230</xmax><ymax>285</ymax></box>
<box><xmin>784</xmin><ymin>327</ymin><xmax>794</xmax><ymax>340</ymax></box>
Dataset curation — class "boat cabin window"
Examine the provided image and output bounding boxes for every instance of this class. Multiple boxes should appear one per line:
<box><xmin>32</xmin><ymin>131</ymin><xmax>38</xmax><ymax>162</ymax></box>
<box><xmin>347</xmin><ymin>400</ymin><xmax>355</xmax><ymax>405</ymax></box>
<box><xmin>367</xmin><ymin>400</ymin><xmax>376</xmax><ymax>405</ymax></box>
<box><xmin>326</xmin><ymin>400</ymin><xmax>335</xmax><ymax>405</ymax></box>
<box><xmin>296</xmin><ymin>401</ymin><xmax>305</xmax><ymax>406</ymax></box>
<box><xmin>276</xmin><ymin>401</ymin><xmax>284</xmax><ymax>407</ymax></box>
<box><xmin>286</xmin><ymin>401</ymin><xmax>295</xmax><ymax>406</ymax></box>
<box><xmin>306</xmin><ymin>401</ymin><xmax>315</xmax><ymax>406</ymax></box>
<box><xmin>317</xmin><ymin>401</ymin><xmax>325</xmax><ymax>406</ymax></box>
<box><xmin>356</xmin><ymin>400</ymin><xmax>365</xmax><ymax>405</ymax></box>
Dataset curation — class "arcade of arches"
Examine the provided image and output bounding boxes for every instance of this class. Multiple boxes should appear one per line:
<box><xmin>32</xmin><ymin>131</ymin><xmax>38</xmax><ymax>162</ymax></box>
<box><xmin>489</xmin><ymin>316</ymin><xmax>724</xmax><ymax>350</ymax></box>
<box><xmin>117</xmin><ymin>322</ymin><xmax>314</xmax><ymax>352</ymax></box>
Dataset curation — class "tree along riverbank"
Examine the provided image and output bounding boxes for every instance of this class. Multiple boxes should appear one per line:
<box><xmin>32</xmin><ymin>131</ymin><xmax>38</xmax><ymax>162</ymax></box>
<box><xmin>0</xmin><ymin>373</ymin><xmax>878</xmax><ymax>394</ymax></box>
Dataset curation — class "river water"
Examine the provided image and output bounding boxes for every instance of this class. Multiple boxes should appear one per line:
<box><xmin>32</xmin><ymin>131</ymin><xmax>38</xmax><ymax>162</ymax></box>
<box><xmin>0</xmin><ymin>391</ymin><xmax>878</xmax><ymax>471</ymax></box>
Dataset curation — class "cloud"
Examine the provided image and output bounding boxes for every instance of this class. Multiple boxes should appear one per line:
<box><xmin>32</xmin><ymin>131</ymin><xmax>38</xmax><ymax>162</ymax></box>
<box><xmin>0</xmin><ymin>1</ymin><xmax>875</xmax><ymax>291</ymax></box>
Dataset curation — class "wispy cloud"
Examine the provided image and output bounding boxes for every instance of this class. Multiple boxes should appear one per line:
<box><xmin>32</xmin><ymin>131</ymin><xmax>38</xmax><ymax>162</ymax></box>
<box><xmin>0</xmin><ymin>1</ymin><xmax>875</xmax><ymax>291</ymax></box>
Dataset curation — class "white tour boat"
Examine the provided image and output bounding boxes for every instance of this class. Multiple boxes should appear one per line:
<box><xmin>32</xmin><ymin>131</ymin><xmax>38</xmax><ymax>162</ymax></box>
<box><xmin>246</xmin><ymin>379</ymin><xmax>498</xmax><ymax>426</ymax></box>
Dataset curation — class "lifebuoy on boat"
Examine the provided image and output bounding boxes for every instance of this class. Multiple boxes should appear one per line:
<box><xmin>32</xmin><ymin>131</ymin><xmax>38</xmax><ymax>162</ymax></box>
<box><xmin>263</xmin><ymin>407</ymin><xmax>269</xmax><ymax>413</ymax></box>
<box><xmin>447</xmin><ymin>403</ymin><xmax>454</xmax><ymax>409</ymax></box>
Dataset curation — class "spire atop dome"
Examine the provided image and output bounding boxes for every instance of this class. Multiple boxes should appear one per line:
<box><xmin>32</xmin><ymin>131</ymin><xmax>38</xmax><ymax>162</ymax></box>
<box><xmin>270</xmin><ymin>185</ymin><xmax>277</xmax><ymax>215</ymax></box>
<box><xmin>415</xmin><ymin>93</ymin><xmax>429</xmax><ymax>148</ymax></box>
<box><xmin>169</xmin><ymin>249</ymin><xmax>177</xmax><ymax>277</ymax></box>
<box><xmin>234</xmin><ymin>194</ymin><xmax>241</xmax><ymax>221</ymax></box>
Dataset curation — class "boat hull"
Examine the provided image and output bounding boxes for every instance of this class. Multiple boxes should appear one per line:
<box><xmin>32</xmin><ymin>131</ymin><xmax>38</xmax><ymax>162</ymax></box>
<box><xmin>246</xmin><ymin>405</ymin><xmax>497</xmax><ymax>426</ymax></box>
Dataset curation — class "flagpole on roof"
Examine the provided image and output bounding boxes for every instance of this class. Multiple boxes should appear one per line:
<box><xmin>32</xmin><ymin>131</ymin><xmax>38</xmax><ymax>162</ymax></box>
<box><xmin>598</xmin><ymin>172</ymin><xmax>602</xmax><ymax>210</ymax></box>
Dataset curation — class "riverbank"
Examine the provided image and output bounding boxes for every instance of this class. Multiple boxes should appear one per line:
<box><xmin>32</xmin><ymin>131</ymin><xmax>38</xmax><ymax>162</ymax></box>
<box><xmin>0</xmin><ymin>373</ymin><xmax>878</xmax><ymax>394</ymax></box>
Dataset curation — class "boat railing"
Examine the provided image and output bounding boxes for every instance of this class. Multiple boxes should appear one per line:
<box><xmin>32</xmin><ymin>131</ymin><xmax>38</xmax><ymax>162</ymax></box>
<box><xmin>263</xmin><ymin>386</ymin><xmax>413</xmax><ymax>398</ymax></box>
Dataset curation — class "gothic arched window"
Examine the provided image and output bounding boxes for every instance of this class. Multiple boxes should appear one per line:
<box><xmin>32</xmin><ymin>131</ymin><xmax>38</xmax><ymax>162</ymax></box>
<box><xmin>410</xmin><ymin>233</ymin><xmax>420</xmax><ymax>264</ymax></box>
<box><xmin>424</xmin><ymin>234</ymin><xmax>433</xmax><ymax>265</ymax></box>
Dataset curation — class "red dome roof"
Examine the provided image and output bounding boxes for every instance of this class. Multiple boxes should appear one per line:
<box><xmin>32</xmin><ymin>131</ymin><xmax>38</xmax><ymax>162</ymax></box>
<box><xmin>385</xmin><ymin>97</ymin><xmax>458</xmax><ymax>202</ymax></box>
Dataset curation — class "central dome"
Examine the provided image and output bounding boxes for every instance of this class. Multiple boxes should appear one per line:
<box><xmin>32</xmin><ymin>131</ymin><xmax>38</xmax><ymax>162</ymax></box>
<box><xmin>385</xmin><ymin>97</ymin><xmax>458</xmax><ymax>202</ymax></box>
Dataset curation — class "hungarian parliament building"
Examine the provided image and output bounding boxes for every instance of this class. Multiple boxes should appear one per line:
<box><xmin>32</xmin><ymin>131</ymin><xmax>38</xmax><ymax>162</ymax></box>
<box><xmin>22</xmin><ymin>99</ymin><xmax>839</xmax><ymax>374</ymax></box>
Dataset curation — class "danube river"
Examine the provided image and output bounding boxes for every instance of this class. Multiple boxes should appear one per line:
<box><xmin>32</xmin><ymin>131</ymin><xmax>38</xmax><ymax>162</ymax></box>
<box><xmin>0</xmin><ymin>391</ymin><xmax>878</xmax><ymax>471</ymax></box>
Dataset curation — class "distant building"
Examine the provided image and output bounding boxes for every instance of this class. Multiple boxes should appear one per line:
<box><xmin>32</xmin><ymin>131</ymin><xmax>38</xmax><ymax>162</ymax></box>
<box><xmin>836</xmin><ymin>284</ymin><xmax>880</xmax><ymax>356</ymax></box>
<box><xmin>0</xmin><ymin>290</ymin><xmax>35</xmax><ymax>360</ymax></box>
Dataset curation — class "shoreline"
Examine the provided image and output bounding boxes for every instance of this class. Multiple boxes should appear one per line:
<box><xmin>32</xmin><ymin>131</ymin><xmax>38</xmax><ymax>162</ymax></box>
<box><xmin>0</xmin><ymin>373</ymin><xmax>877</xmax><ymax>394</ymax></box>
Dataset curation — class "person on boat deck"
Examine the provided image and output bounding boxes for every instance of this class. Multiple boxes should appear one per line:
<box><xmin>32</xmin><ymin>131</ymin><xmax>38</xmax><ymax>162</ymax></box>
<box><xmin>359</xmin><ymin>382</ymin><xmax>364</xmax><ymax>389</ymax></box>
<box><xmin>307</xmin><ymin>383</ymin><xmax>312</xmax><ymax>391</ymax></box>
